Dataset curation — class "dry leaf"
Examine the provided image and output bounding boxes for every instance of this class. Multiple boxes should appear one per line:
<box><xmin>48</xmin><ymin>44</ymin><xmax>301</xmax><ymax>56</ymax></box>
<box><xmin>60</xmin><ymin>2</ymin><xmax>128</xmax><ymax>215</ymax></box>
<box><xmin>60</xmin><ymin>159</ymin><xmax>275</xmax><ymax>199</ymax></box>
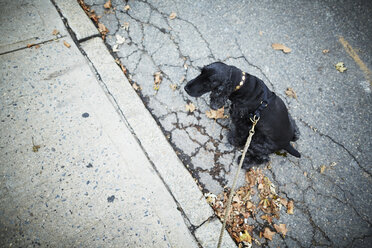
<box><xmin>169</xmin><ymin>12</ymin><xmax>177</xmax><ymax>19</ymax></box>
<box><xmin>206</xmin><ymin>107</ymin><xmax>228</xmax><ymax>120</ymax></box>
<box><xmin>320</xmin><ymin>165</ymin><xmax>326</xmax><ymax>174</ymax></box>
<box><xmin>285</xmin><ymin>87</ymin><xmax>297</xmax><ymax>99</ymax></box>
<box><xmin>98</xmin><ymin>23</ymin><xmax>109</xmax><ymax>35</ymax></box>
<box><xmin>116</xmin><ymin>34</ymin><xmax>126</xmax><ymax>45</ymax></box>
<box><xmin>120</xmin><ymin>64</ymin><xmax>127</xmax><ymax>74</ymax></box>
<box><xmin>272</xmin><ymin>43</ymin><xmax>292</xmax><ymax>53</ymax></box>
<box><xmin>153</xmin><ymin>72</ymin><xmax>162</xmax><ymax>91</ymax></box>
<box><xmin>185</xmin><ymin>103</ymin><xmax>196</xmax><ymax>113</ymax></box>
<box><xmin>259</xmin><ymin>31</ymin><xmax>263</xmax><ymax>36</ymax></box>
<box><xmin>335</xmin><ymin>62</ymin><xmax>347</xmax><ymax>72</ymax></box>
<box><xmin>122</xmin><ymin>22</ymin><xmax>130</xmax><ymax>30</ymax></box>
<box><xmin>112</xmin><ymin>44</ymin><xmax>119</xmax><ymax>52</ymax></box>
<box><xmin>280</xmin><ymin>198</ymin><xmax>288</xmax><ymax>207</ymax></box>
<box><xmin>34</xmin><ymin>45</ymin><xmax>40</xmax><ymax>49</ymax></box>
<box><xmin>170</xmin><ymin>84</ymin><xmax>178</xmax><ymax>91</ymax></box>
<box><xmin>132</xmin><ymin>83</ymin><xmax>141</xmax><ymax>91</ymax></box>
<box><xmin>287</xmin><ymin>200</ymin><xmax>294</xmax><ymax>214</ymax></box>
<box><xmin>322</xmin><ymin>49</ymin><xmax>329</xmax><ymax>54</ymax></box>
<box><xmin>274</xmin><ymin>224</ymin><xmax>288</xmax><ymax>237</ymax></box>
<box><xmin>52</xmin><ymin>29</ymin><xmax>59</xmax><ymax>36</ymax></box>
<box><xmin>239</xmin><ymin>230</ymin><xmax>252</xmax><ymax>243</ymax></box>
<box><xmin>261</xmin><ymin>214</ymin><xmax>273</xmax><ymax>224</ymax></box>
<box><xmin>104</xmin><ymin>0</ymin><xmax>111</xmax><ymax>9</ymax></box>
<box><xmin>124</xmin><ymin>5</ymin><xmax>130</xmax><ymax>11</ymax></box>
<box><xmin>27</xmin><ymin>43</ymin><xmax>35</xmax><ymax>48</ymax></box>
<box><xmin>32</xmin><ymin>144</ymin><xmax>40</xmax><ymax>152</ymax></box>
<box><xmin>63</xmin><ymin>41</ymin><xmax>71</xmax><ymax>48</ymax></box>
<box><xmin>263</xmin><ymin>227</ymin><xmax>275</xmax><ymax>241</ymax></box>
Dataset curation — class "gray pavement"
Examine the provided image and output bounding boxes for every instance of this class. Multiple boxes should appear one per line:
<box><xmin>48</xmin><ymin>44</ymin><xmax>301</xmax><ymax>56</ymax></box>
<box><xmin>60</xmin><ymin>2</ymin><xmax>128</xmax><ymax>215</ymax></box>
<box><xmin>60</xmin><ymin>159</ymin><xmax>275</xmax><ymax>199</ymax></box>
<box><xmin>0</xmin><ymin>0</ymin><xmax>236</xmax><ymax>247</ymax></box>
<box><xmin>84</xmin><ymin>0</ymin><xmax>372</xmax><ymax>247</ymax></box>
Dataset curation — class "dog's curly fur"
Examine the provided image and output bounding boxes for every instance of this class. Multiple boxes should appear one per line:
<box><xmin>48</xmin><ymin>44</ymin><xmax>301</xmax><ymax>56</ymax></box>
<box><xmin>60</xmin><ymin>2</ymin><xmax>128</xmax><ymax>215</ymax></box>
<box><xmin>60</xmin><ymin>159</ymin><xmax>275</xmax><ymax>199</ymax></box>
<box><xmin>185</xmin><ymin>62</ymin><xmax>300</xmax><ymax>168</ymax></box>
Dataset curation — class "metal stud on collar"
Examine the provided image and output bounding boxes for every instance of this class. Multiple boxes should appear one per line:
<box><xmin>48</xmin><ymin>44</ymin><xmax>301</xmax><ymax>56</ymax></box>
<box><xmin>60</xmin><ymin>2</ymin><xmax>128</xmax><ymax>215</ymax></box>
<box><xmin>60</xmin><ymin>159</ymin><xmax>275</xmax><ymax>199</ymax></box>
<box><xmin>235</xmin><ymin>71</ymin><xmax>246</xmax><ymax>91</ymax></box>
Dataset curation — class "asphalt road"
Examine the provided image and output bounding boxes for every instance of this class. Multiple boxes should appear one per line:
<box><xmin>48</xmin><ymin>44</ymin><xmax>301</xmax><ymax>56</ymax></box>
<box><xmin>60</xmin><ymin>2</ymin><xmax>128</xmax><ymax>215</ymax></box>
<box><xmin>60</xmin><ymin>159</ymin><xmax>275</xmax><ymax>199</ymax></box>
<box><xmin>85</xmin><ymin>0</ymin><xmax>371</xmax><ymax>247</ymax></box>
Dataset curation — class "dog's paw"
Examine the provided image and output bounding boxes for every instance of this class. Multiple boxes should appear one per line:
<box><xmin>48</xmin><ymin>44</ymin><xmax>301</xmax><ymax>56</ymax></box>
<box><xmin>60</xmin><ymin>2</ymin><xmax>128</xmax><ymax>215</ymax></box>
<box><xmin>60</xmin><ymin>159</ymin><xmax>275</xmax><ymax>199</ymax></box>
<box><xmin>253</xmin><ymin>155</ymin><xmax>270</xmax><ymax>165</ymax></box>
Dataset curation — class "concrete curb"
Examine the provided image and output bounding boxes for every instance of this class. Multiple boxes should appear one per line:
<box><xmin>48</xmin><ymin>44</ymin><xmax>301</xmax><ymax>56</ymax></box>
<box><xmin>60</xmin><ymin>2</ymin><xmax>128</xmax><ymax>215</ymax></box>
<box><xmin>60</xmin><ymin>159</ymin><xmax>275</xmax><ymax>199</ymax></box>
<box><xmin>53</xmin><ymin>0</ymin><xmax>99</xmax><ymax>41</ymax></box>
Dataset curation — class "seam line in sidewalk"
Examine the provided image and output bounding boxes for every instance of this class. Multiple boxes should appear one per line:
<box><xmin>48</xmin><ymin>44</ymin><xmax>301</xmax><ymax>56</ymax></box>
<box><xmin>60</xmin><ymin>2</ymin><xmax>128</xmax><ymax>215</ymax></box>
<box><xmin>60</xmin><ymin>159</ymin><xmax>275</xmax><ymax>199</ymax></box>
<box><xmin>0</xmin><ymin>37</ymin><xmax>67</xmax><ymax>56</ymax></box>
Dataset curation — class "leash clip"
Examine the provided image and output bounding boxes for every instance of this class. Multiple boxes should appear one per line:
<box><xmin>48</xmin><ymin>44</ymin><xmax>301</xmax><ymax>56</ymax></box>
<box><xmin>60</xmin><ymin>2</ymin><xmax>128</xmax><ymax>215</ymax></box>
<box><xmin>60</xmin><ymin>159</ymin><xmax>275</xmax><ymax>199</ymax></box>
<box><xmin>249</xmin><ymin>115</ymin><xmax>260</xmax><ymax>134</ymax></box>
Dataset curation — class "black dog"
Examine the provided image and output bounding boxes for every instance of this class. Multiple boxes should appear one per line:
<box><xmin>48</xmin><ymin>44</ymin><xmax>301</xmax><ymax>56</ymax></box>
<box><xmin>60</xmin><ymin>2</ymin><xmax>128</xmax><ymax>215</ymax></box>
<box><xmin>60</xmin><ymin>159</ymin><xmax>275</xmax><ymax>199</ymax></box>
<box><xmin>184</xmin><ymin>62</ymin><xmax>300</xmax><ymax>168</ymax></box>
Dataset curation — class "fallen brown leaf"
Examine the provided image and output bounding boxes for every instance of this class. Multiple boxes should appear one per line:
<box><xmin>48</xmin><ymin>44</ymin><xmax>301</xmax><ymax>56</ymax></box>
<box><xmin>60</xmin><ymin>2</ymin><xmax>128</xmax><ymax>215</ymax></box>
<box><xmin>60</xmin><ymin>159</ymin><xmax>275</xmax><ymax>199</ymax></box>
<box><xmin>52</xmin><ymin>29</ymin><xmax>59</xmax><ymax>36</ymax></box>
<box><xmin>169</xmin><ymin>12</ymin><xmax>177</xmax><ymax>19</ymax></box>
<box><xmin>285</xmin><ymin>87</ymin><xmax>298</xmax><ymax>99</ymax></box>
<box><xmin>259</xmin><ymin>31</ymin><xmax>264</xmax><ymax>36</ymax></box>
<box><xmin>124</xmin><ymin>5</ymin><xmax>130</xmax><ymax>11</ymax></box>
<box><xmin>206</xmin><ymin>107</ymin><xmax>228</xmax><ymax>120</ymax></box>
<box><xmin>32</xmin><ymin>144</ymin><xmax>40</xmax><ymax>152</ymax></box>
<box><xmin>63</xmin><ymin>41</ymin><xmax>71</xmax><ymax>48</ymax></box>
<box><xmin>153</xmin><ymin>72</ymin><xmax>162</xmax><ymax>91</ymax></box>
<box><xmin>322</xmin><ymin>49</ymin><xmax>330</xmax><ymax>54</ymax></box>
<box><xmin>170</xmin><ymin>84</ymin><xmax>178</xmax><ymax>91</ymax></box>
<box><xmin>261</xmin><ymin>214</ymin><xmax>273</xmax><ymax>224</ymax></box>
<box><xmin>274</xmin><ymin>223</ymin><xmax>288</xmax><ymax>237</ymax></box>
<box><xmin>122</xmin><ymin>22</ymin><xmax>130</xmax><ymax>31</ymax></box>
<box><xmin>239</xmin><ymin>230</ymin><xmax>252</xmax><ymax>243</ymax></box>
<box><xmin>115</xmin><ymin>34</ymin><xmax>125</xmax><ymax>44</ymax></box>
<box><xmin>132</xmin><ymin>83</ymin><xmax>141</xmax><ymax>91</ymax></box>
<box><xmin>272</xmin><ymin>43</ymin><xmax>292</xmax><ymax>53</ymax></box>
<box><xmin>263</xmin><ymin>227</ymin><xmax>276</xmax><ymax>241</ymax></box>
<box><xmin>27</xmin><ymin>44</ymin><xmax>35</xmax><ymax>48</ymax></box>
<box><xmin>335</xmin><ymin>62</ymin><xmax>347</xmax><ymax>72</ymax></box>
<box><xmin>104</xmin><ymin>0</ymin><xmax>111</xmax><ymax>9</ymax></box>
<box><xmin>287</xmin><ymin>200</ymin><xmax>294</xmax><ymax>214</ymax></box>
<box><xmin>280</xmin><ymin>198</ymin><xmax>288</xmax><ymax>207</ymax></box>
<box><xmin>120</xmin><ymin>64</ymin><xmax>127</xmax><ymax>74</ymax></box>
<box><xmin>98</xmin><ymin>23</ymin><xmax>109</xmax><ymax>36</ymax></box>
<box><xmin>185</xmin><ymin>103</ymin><xmax>196</xmax><ymax>113</ymax></box>
<box><xmin>320</xmin><ymin>165</ymin><xmax>326</xmax><ymax>174</ymax></box>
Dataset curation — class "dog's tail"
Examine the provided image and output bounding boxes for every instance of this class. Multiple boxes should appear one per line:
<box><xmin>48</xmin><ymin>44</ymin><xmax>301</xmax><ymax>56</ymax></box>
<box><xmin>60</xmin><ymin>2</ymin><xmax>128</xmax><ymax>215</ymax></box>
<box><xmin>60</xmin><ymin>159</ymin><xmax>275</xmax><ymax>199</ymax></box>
<box><xmin>284</xmin><ymin>144</ymin><xmax>301</xmax><ymax>158</ymax></box>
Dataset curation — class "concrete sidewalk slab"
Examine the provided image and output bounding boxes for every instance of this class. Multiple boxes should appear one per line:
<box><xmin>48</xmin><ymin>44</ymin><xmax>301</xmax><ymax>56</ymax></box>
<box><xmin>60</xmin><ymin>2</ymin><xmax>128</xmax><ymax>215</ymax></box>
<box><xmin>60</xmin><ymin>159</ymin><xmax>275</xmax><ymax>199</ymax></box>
<box><xmin>0</xmin><ymin>35</ymin><xmax>198</xmax><ymax>247</ymax></box>
<box><xmin>0</xmin><ymin>0</ymin><xmax>67</xmax><ymax>54</ymax></box>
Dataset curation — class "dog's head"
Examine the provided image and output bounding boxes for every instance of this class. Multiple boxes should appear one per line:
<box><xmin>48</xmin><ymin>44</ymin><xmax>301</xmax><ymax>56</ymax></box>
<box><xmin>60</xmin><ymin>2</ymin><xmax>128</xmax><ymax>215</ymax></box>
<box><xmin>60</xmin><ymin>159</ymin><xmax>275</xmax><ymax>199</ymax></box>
<box><xmin>184</xmin><ymin>62</ymin><xmax>234</xmax><ymax>110</ymax></box>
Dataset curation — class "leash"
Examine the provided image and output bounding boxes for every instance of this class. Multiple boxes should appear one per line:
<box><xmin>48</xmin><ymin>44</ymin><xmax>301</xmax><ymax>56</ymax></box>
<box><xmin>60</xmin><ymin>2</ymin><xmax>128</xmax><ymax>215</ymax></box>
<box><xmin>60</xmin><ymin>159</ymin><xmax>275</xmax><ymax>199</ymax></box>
<box><xmin>217</xmin><ymin>115</ymin><xmax>260</xmax><ymax>248</ymax></box>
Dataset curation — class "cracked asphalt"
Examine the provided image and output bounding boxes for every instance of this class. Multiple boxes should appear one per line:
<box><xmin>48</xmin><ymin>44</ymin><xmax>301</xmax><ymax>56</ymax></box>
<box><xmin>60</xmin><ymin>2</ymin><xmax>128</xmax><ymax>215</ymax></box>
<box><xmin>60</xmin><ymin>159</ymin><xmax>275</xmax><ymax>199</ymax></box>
<box><xmin>84</xmin><ymin>0</ymin><xmax>371</xmax><ymax>247</ymax></box>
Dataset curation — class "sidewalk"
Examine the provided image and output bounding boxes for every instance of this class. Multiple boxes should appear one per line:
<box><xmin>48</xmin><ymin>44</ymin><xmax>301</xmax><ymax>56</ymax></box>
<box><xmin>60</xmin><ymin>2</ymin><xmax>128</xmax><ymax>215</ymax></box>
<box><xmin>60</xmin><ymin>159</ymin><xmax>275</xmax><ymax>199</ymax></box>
<box><xmin>0</xmin><ymin>0</ymin><xmax>235</xmax><ymax>247</ymax></box>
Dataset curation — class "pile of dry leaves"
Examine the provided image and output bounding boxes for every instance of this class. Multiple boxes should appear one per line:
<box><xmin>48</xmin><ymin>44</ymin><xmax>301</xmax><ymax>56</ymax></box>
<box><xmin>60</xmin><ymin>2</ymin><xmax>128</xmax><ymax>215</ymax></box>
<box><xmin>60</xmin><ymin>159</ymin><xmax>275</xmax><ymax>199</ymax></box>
<box><xmin>206</xmin><ymin>168</ymin><xmax>294</xmax><ymax>247</ymax></box>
